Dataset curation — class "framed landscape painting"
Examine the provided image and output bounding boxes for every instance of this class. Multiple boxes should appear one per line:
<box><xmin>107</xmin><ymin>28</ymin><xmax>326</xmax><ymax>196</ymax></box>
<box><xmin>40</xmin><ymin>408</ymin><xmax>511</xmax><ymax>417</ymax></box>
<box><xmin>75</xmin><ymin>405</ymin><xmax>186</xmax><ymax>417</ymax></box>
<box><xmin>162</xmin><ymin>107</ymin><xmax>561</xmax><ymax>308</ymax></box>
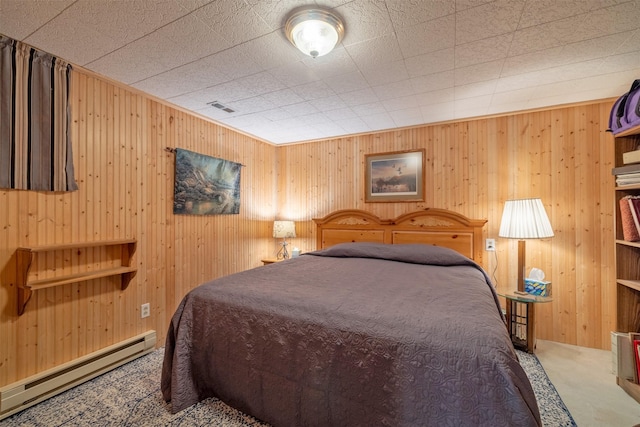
<box><xmin>365</xmin><ymin>149</ymin><xmax>425</xmax><ymax>202</ymax></box>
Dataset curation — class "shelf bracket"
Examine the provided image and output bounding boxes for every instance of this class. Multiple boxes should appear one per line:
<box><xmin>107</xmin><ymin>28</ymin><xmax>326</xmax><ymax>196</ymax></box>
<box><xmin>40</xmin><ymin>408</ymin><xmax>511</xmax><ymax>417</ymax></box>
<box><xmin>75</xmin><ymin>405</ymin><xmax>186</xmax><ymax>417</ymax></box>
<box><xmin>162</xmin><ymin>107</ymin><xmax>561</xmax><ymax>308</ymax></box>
<box><xmin>16</xmin><ymin>249</ymin><xmax>34</xmax><ymax>316</ymax></box>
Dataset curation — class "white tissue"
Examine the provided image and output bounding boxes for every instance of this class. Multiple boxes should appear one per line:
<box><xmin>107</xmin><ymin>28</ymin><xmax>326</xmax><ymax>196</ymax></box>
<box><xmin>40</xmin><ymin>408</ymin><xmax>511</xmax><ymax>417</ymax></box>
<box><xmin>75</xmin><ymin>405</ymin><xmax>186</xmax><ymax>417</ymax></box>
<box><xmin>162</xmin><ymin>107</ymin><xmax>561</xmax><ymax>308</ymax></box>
<box><xmin>528</xmin><ymin>267</ymin><xmax>545</xmax><ymax>281</ymax></box>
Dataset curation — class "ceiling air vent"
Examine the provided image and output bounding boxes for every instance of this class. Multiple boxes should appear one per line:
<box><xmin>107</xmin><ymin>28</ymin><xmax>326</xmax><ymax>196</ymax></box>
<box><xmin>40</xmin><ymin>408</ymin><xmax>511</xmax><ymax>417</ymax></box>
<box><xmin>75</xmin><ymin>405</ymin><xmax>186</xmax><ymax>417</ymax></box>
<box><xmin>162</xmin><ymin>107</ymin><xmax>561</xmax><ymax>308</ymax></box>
<box><xmin>207</xmin><ymin>101</ymin><xmax>235</xmax><ymax>113</ymax></box>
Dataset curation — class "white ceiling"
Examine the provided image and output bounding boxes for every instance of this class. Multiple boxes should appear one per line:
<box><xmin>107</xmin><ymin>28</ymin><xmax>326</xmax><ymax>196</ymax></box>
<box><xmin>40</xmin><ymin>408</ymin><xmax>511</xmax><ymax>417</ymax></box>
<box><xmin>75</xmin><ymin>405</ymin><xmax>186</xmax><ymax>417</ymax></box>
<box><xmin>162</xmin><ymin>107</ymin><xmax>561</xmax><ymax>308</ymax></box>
<box><xmin>1</xmin><ymin>0</ymin><xmax>639</xmax><ymax>145</ymax></box>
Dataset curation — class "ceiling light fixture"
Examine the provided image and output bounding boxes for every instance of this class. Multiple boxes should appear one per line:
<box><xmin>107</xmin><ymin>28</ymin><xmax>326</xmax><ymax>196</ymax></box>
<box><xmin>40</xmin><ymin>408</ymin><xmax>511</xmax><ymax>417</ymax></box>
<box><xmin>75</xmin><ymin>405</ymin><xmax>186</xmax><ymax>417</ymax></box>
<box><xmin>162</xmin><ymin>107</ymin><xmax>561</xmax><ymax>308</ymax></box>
<box><xmin>285</xmin><ymin>8</ymin><xmax>345</xmax><ymax>58</ymax></box>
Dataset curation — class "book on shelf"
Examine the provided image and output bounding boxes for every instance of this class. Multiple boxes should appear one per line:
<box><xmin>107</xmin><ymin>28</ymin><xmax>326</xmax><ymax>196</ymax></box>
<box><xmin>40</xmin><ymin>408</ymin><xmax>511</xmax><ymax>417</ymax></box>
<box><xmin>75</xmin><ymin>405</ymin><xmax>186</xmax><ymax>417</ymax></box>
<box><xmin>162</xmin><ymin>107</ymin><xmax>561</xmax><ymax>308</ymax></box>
<box><xmin>616</xmin><ymin>172</ymin><xmax>640</xmax><ymax>186</ymax></box>
<box><xmin>612</xmin><ymin>164</ymin><xmax>640</xmax><ymax>176</ymax></box>
<box><xmin>634</xmin><ymin>338</ymin><xmax>640</xmax><ymax>384</ymax></box>
<box><xmin>624</xmin><ymin>149</ymin><xmax>640</xmax><ymax>165</ymax></box>
<box><xmin>631</xmin><ymin>198</ymin><xmax>640</xmax><ymax>235</ymax></box>
<box><xmin>619</xmin><ymin>196</ymin><xmax>640</xmax><ymax>241</ymax></box>
<box><xmin>612</xmin><ymin>331</ymin><xmax>637</xmax><ymax>381</ymax></box>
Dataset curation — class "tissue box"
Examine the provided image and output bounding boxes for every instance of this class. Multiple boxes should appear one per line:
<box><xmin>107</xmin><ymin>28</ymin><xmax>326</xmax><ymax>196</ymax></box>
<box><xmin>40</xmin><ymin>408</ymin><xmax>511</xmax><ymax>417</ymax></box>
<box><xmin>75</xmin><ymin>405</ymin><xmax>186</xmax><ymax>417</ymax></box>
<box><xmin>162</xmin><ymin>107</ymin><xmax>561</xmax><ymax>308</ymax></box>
<box><xmin>524</xmin><ymin>279</ymin><xmax>551</xmax><ymax>297</ymax></box>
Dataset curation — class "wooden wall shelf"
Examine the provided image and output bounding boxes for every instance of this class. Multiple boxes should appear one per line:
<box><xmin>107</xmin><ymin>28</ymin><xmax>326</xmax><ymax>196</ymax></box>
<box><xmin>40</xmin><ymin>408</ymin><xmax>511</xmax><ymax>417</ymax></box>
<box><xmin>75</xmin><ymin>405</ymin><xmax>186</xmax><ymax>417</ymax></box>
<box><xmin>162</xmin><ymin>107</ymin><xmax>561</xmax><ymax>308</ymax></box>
<box><xmin>16</xmin><ymin>239</ymin><xmax>137</xmax><ymax>316</ymax></box>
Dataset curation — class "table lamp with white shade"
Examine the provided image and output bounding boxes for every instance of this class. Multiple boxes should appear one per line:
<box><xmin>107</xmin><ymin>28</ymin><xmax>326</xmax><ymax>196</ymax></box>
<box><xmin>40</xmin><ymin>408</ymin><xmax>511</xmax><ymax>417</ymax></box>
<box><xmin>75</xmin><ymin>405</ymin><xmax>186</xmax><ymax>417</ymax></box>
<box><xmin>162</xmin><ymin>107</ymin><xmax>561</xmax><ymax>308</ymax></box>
<box><xmin>273</xmin><ymin>220</ymin><xmax>296</xmax><ymax>259</ymax></box>
<box><xmin>498</xmin><ymin>198</ymin><xmax>554</xmax><ymax>291</ymax></box>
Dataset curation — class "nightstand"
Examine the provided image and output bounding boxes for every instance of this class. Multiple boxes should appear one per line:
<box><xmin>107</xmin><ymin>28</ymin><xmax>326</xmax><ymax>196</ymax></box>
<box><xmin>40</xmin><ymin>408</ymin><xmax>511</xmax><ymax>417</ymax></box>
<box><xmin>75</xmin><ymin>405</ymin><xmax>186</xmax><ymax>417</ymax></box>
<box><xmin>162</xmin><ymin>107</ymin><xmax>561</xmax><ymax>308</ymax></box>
<box><xmin>497</xmin><ymin>290</ymin><xmax>553</xmax><ymax>353</ymax></box>
<box><xmin>261</xmin><ymin>258</ymin><xmax>282</xmax><ymax>265</ymax></box>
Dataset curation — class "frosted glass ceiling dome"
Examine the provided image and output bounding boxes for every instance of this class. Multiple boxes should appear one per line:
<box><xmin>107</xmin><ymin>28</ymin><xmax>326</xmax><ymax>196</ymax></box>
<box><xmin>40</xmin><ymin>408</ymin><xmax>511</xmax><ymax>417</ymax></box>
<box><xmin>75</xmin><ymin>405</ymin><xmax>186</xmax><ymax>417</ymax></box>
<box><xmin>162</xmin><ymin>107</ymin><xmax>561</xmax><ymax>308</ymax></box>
<box><xmin>285</xmin><ymin>8</ymin><xmax>345</xmax><ymax>58</ymax></box>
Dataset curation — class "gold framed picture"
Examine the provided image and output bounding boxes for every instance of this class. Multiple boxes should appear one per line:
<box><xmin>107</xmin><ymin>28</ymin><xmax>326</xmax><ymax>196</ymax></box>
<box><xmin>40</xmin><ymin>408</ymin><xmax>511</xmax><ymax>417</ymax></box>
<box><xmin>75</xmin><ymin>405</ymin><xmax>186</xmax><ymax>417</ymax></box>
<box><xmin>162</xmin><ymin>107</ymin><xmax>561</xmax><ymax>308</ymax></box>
<box><xmin>365</xmin><ymin>149</ymin><xmax>425</xmax><ymax>203</ymax></box>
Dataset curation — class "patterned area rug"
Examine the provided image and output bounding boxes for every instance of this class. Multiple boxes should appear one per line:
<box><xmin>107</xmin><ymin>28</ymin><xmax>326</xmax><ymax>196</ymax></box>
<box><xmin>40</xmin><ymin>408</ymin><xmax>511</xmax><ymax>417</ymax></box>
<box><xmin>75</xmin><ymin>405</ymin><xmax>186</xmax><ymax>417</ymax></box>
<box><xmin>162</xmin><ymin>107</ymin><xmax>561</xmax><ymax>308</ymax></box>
<box><xmin>2</xmin><ymin>348</ymin><xmax>576</xmax><ymax>426</ymax></box>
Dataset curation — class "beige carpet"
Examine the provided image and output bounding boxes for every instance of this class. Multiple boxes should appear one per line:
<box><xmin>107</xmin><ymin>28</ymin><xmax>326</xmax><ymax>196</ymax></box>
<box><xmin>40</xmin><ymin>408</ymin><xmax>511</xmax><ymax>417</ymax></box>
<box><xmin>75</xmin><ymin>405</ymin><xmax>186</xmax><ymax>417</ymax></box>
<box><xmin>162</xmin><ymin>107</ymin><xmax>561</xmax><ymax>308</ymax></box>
<box><xmin>536</xmin><ymin>339</ymin><xmax>640</xmax><ymax>427</ymax></box>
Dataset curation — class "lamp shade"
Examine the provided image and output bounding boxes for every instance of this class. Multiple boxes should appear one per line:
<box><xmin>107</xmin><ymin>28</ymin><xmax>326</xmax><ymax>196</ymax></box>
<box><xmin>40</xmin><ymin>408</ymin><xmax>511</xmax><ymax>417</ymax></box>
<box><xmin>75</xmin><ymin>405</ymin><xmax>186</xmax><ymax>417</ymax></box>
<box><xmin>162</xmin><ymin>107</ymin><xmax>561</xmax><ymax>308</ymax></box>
<box><xmin>273</xmin><ymin>220</ymin><xmax>296</xmax><ymax>238</ymax></box>
<box><xmin>285</xmin><ymin>8</ymin><xmax>344</xmax><ymax>58</ymax></box>
<box><xmin>498</xmin><ymin>198</ymin><xmax>554</xmax><ymax>239</ymax></box>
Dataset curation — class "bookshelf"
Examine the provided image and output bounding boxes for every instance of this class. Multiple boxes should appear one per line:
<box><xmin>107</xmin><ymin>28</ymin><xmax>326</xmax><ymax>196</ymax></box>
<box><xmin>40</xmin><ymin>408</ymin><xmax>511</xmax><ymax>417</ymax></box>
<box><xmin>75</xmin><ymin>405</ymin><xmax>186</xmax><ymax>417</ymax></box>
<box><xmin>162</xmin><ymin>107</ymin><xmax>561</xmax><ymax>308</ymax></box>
<box><xmin>613</xmin><ymin>123</ymin><xmax>640</xmax><ymax>403</ymax></box>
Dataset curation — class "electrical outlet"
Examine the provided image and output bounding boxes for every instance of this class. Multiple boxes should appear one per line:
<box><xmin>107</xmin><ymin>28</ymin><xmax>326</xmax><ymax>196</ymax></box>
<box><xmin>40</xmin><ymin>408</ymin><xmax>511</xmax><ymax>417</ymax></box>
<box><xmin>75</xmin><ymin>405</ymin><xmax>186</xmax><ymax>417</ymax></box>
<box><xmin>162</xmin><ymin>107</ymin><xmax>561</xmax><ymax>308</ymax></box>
<box><xmin>141</xmin><ymin>303</ymin><xmax>150</xmax><ymax>318</ymax></box>
<box><xmin>485</xmin><ymin>238</ymin><xmax>496</xmax><ymax>251</ymax></box>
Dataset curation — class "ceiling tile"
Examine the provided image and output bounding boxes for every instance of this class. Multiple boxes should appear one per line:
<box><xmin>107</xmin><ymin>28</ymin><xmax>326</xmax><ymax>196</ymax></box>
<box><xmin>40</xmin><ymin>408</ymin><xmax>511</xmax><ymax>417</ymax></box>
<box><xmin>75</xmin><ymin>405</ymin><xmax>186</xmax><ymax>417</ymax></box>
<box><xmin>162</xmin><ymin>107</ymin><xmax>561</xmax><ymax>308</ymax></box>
<box><xmin>324</xmin><ymin>107</ymin><xmax>359</xmax><ymax>121</ymax></box>
<box><xmin>88</xmin><ymin>48</ymin><xmax>165</xmax><ymax>85</ymax></box>
<box><xmin>389</xmin><ymin>107</ymin><xmax>424</xmax><ymax>128</ymax></box>
<box><xmin>261</xmin><ymin>107</ymin><xmax>294</xmax><ymax>122</ymax></box>
<box><xmin>386</xmin><ymin>0</ymin><xmax>454</xmax><ymax>28</ymax></box>
<box><xmin>291</xmin><ymin>80</ymin><xmax>337</xmax><ymax>102</ymax></box>
<box><xmin>597</xmin><ymin>50</ymin><xmax>640</xmax><ymax>73</ymax></box>
<box><xmin>455</xmin><ymin>0</ymin><xmax>525</xmax><ymax>45</ymax></box>
<box><xmin>360</xmin><ymin>60</ymin><xmax>409</xmax><ymax>87</ymax></box>
<box><xmin>558</xmin><ymin>32</ymin><xmax>633</xmax><ymax>66</ymax></box>
<box><xmin>576</xmin><ymin>1</ymin><xmax>640</xmax><ymax>41</ymax></box>
<box><xmin>455</xmin><ymin>59</ymin><xmax>504</xmax><ymax>86</ymax></box>
<box><xmin>454</xmin><ymin>94</ymin><xmax>492</xmax><ymax>113</ymax></box>
<box><xmin>509</xmin><ymin>14</ymin><xmax>585</xmax><ymax>57</ymax></box>
<box><xmin>501</xmin><ymin>47</ymin><xmax>567</xmax><ymax>77</ymax></box>
<box><xmin>160</xmin><ymin>13</ymin><xmax>234</xmax><ymax>61</ymax></box>
<box><xmin>334</xmin><ymin>117</ymin><xmax>370</xmax><ymax>135</ymax></box>
<box><xmin>339</xmin><ymin>88</ymin><xmax>380</xmax><ymax>107</ymax></box>
<box><xmin>489</xmin><ymin>87</ymin><xmax>537</xmax><ymax>107</ymax></box>
<box><xmin>420</xmin><ymin>102</ymin><xmax>455</xmax><ymax>123</ymax></box>
<box><xmin>455</xmin><ymin>0</ymin><xmax>494</xmax><ymax>12</ymax></box>
<box><xmin>195</xmin><ymin>0</ymin><xmax>272</xmax><ymax>46</ymax></box>
<box><xmin>616</xmin><ymin>29</ymin><xmax>640</xmax><ymax>54</ymax></box>
<box><xmin>302</xmin><ymin>47</ymin><xmax>360</xmax><ymax>78</ymax></box>
<box><xmin>415</xmin><ymin>88</ymin><xmax>455</xmax><ymax>107</ymax></box>
<box><xmin>404</xmin><ymin>48</ymin><xmax>455</xmax><ymax>78</ymax></box>
<box><xmin>0</xmin><ymin>0</ymin><xmax>74</xmax><ymax>40</ymax></box>
<box><xmin>133</xmin><ymin>63</ymin><xmax>229</xmax><ymax>99</ymax></box>
<box><xmin>360</xmin><ymin>112</ymin><xmax>396</xmax><ymax>130</ymax></box>
<box><xmin>244</xmin><ymin>0</ymin><xmax>304</xmax><ymax>30</ymax></box>
<box><xmin>396</xmin><ymin>14</ymin><xmax>455</xmax><ymax>57</ymax></box>
<box><xmin>337</xmin><ymin>0</ymin><xmax>394</xmax><ymax>45</ymax></box>
<box><xmin>455</xmin><ymin>33</ymin><xmax>512</xmax><ymax>68</ymax></box>
<box><xmin>224</xmin><ymin>96</ymin><xmax>277</xmax><ymax>115</ymax></box>
<box><xmin>282</xmin><ymin>102</ymin><xmax>320</xmax><ymax>117</ymax></box>
<box><xmin>261</xmin><ymin>89</ymin><xmax>305</xmax><ymax>107</ymax></box>
<box><xmin>200</xmin><ymin>80</ymin><xmax>259</xmax><ymax>104</ymax></box>
<box><xmin>411</xmin><ymin>71</ymin><xmax>455</xmax><ymax>93</ymax></box>
<box><xmin>71</xmin><ymin>0</ymin><xmax>195</xmax><ymax>45</ymax></box>
<box><xmin>373</xmin><ymin>80</ymin><xmax>416</xmax><ymax>101</ymax></box>
<box><xmin>382</xmin><ymin>94</ymin><xmax>423</xmax><ymax>112</ymax></box>
<box><xmin>518</xmin><ymin>0</ymin><xmax>621</xmax><ymax>29</ymax></box>
<box><xmin>268</xmin><ymin>62</ymin><xmax>321</xmax><ymax>88</ymax></box>
<box><xmin>24</xmin><ymin>14</ymin><xmax>120</xmax><ymax>65</ymax></box>
<box><xmin>205</xmin><ymin>48</ymin><xmax>266</xmax><ymax>80</ymax></box>
<box><xmin>308</xmin><ymin>95</ymin><xmax>350</xmax><ymax>112</ymax></box>
<box><xmin>234</xmin><ymin>72</ymin><xmax>287</xmax><ymax>97</ymax></box>
<box><xmin>234</xmin><ymin>32</ymin><xmax>302</xmax><ymax>71</ymax></box>
<box><xmin>344</xmin><ymin>33</ymin><xmax>404</xmax><ymax>70</ymax></box>
<box><xmin>323</xmin><ymin>71</ymin><xmax>370</xmax><ymax>93</ymax></box>
<box><xmin>454</xmin><ymin>80</ymin><xmax>498</xmax><ymax>100</ymax></box>
<box><xmin>352</xmin><ymin>101</ymin><xmax>388</xmax><ymax>117</ymax></box>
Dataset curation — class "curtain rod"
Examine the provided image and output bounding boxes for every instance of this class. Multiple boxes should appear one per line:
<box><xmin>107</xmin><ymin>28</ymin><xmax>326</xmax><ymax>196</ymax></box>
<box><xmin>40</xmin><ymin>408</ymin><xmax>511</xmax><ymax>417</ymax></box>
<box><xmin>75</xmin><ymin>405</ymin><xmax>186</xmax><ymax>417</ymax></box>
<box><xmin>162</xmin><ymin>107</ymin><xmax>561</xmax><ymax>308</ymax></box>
<box><xmin>165</xmin><ymin>147</ymin><xmax>245</xmax><ymax>167</ymax></box>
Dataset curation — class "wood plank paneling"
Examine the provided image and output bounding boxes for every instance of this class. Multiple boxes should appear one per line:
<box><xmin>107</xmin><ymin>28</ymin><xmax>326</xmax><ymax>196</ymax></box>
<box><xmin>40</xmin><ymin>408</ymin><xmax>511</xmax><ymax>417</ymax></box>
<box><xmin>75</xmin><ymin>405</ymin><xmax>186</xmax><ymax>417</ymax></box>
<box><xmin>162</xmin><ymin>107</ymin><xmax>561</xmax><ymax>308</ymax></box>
<box><xmin>0</xmin><ymin>69</ymin><xmax>276</xmax><ymax>386</ymax></box>
<box><xmin>0</xmin><ymin>60</ymin><xmax>617</xmax><ymax>389</ymax></box>
<box><xmin>277</xmin><ymin>101</ymin><xmax>616</xmax><ymax>351</ymax></box>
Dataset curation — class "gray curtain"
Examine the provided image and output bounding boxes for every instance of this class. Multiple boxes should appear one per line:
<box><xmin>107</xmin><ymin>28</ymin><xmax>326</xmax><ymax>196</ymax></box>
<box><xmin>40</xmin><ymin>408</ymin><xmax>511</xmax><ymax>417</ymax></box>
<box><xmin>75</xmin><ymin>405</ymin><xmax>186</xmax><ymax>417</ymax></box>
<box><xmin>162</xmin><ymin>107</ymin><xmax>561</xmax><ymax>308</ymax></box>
<box><xmin>0</xmin><ymin>35</ymin><xmax>77</xmax><ymax>191</ymax></box>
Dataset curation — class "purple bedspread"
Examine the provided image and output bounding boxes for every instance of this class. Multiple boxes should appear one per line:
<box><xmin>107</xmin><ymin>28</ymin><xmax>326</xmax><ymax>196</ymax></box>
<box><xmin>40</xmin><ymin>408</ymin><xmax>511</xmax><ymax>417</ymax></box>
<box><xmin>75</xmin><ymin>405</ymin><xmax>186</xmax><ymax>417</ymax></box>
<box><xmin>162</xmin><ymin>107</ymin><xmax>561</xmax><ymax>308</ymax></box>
<box><xmin>162</xmin><ymin>243</ymin><xmax>541</xmax><ymax>426</ymax></box>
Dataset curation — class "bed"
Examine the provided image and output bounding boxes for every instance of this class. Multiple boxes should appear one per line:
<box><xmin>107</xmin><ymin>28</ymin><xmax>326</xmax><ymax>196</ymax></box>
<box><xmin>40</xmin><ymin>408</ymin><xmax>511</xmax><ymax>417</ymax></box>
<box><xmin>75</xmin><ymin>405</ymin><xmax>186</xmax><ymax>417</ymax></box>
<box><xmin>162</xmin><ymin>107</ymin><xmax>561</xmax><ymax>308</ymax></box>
<box><xmin>161</xmin><ymin>209</ymin><xmax>541</xmax><ymax>426</ymax></box>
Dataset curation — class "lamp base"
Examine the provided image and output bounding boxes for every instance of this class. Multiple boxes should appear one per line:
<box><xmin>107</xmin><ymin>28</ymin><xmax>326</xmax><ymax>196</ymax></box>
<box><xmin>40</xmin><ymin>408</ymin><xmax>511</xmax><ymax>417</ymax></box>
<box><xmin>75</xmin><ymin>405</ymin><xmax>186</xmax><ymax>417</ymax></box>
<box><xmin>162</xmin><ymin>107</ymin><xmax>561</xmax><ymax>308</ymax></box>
<box><xmin>517</xmin><ymin>240</ymin><xmax>526</xmax><ymax>292</ymax></box>
<box><xmin>277</xmin><ymin>240</ymin><xmax>289</xmax><ymax>260</ymax></box>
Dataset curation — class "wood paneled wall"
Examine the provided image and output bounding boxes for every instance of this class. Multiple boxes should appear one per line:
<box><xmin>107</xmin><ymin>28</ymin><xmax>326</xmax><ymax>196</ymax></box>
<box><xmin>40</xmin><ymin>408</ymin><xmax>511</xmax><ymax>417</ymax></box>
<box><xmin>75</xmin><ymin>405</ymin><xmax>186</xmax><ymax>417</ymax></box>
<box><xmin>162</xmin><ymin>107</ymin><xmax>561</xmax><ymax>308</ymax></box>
<box><xmin>279</xmin><ymin>102</ymin><xmax>616</xmax><ymax>350</ymax></box>
<box><xmin>0</xmin><ymin>70</ymin><xmax>277</xmax><ymax>386</ymax></box>
<box><xmin>0</xmin><ymin>61</ymin><xmax>617</xmax><ymax>388</ymax></box>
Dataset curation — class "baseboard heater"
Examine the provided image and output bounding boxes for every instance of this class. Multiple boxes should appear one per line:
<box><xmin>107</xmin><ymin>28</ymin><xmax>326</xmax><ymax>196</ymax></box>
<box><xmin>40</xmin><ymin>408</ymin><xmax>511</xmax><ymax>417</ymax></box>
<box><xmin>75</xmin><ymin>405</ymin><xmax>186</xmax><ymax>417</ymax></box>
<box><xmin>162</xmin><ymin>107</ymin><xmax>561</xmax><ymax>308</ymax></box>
<box><xmin>0</xmin><ymin>330</ymin><xmax>156</xmax><ymax>420</ymax></box>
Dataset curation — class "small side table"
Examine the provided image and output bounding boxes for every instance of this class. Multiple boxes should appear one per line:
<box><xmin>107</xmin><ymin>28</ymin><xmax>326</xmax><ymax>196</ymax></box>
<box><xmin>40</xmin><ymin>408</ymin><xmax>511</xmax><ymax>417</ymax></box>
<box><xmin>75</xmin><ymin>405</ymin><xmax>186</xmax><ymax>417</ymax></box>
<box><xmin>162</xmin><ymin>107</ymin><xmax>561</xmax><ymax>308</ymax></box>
<box><xmin>497</xmin><ymin>290</ymin><xmax>553</xmax><ymax>353</ymax></box>
<box><xmin>261</xmin><ymin>258</ymin><xmax>282</xmax><ymax>265</ymax></box>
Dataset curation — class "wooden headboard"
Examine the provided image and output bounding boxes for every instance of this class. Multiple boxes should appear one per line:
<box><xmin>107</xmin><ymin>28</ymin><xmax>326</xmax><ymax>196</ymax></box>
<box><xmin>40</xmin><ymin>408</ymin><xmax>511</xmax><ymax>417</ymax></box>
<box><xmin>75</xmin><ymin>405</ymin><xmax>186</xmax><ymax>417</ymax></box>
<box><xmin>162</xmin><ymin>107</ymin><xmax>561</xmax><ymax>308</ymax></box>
<box><xmin>313</xmin><ymin>209</ymin><xmax>487</xmax><ymax>264</ymax></box>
